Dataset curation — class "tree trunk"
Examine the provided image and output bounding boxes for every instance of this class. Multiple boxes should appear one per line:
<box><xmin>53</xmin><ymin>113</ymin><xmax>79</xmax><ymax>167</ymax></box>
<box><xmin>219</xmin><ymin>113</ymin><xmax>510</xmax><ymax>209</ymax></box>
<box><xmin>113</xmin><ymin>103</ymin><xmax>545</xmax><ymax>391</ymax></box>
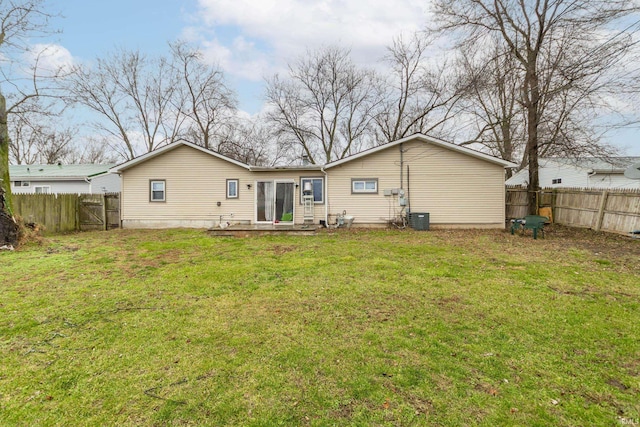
<box><xmin>0</xmin><ymin>92</ymin><xmax>19</xmax><ymax>246</ymax></box>
<box><xmin>525</xmin><ymin>58</ymin><xmax>540</xmax><ymax>215</ymax></box>
<box><xmin>502</xmin><ymin>119</ymin><xmax>514</xmax><ymax>179</ymax></box>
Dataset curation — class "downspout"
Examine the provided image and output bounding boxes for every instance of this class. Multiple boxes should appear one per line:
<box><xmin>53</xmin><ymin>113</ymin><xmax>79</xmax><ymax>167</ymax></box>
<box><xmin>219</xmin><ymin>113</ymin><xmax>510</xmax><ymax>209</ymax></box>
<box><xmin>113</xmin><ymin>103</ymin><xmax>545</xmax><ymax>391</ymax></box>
<box><xmin>321</xmin><ymin>166</ymin><xmax>328</xmax><ymax>225</ymax></box>
<box><xmin>587</xmin><ymin>169</ymin><xmax>595</xmax><ymax>187</ymax></box>
<box><xmin>407</xmin><ymin>165</ymin><xmax>411</xmax><ymax>213</ymax></box>
<box><xmin>111</xmin><ymin>171</ymin><xmax>123</xmax><ymax>228</ymax></box>
<box><xmin>400</xmin><ymin>143</ymin><xmax>404</xmax><ymax>189</ymax></box>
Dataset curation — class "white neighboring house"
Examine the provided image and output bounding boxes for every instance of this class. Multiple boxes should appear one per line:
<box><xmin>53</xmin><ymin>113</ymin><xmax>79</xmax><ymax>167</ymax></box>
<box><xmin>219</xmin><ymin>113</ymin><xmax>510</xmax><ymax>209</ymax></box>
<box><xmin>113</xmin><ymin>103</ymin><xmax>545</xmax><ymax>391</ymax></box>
<box><xmin>9</xmin><ymin>164</ymin><xmax>121</xmax><ymax>194</ymax></box>
<box><xmin>506</xmin><ymin>157</ymin><xmax>640</xmax><ymax>189</ymax></box>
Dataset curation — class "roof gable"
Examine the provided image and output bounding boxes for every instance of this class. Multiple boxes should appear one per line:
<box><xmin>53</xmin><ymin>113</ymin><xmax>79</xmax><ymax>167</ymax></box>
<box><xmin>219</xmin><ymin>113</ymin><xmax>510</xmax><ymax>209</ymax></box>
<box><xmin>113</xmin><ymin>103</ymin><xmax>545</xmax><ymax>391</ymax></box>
<box><xmin>324</xmin><ymin>133</ymin><xmax>517</xmax><ymax>169</ymax></box>
<box><xmin>110</xmin><ymin>141</ymin><xmax>251</xmax><ymax>173</ymax></box>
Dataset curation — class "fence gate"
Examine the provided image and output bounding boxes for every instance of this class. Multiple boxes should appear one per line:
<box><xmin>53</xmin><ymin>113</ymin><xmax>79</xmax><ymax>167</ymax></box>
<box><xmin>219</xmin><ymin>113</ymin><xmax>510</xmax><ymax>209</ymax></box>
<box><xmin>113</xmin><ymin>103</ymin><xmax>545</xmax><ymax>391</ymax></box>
<box><xmin>79</xmin><ymin>193</ymin><xmax>120</xmax><ymax>231</ymax></box>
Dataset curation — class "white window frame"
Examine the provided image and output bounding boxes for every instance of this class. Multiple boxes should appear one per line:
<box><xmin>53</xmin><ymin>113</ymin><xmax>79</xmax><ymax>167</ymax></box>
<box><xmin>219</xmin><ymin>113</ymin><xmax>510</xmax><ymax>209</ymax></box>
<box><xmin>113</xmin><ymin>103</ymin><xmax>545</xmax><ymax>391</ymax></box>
<box><xmin>150</xmin><ymin>180</ymin><xmax>166</xmax><ymax>202</ymax></box>
<box><xmin>351</xmin><ymin>178</ymin><xmax>378</xmax><ymax>194</ymax></box>
<box><xmin>300</xmin><ymin>177</ymin><xmax>324</xmax><ymax>204</ymax></box>
<box><xmin>34</xmin><ymin>185</ymin><xmax>50</xmax><ymax>194</ymax></box>
<box><xmin>226</xmin><ymin>179</ymin><xmax>239</xmax><ymax>199</ymax></box>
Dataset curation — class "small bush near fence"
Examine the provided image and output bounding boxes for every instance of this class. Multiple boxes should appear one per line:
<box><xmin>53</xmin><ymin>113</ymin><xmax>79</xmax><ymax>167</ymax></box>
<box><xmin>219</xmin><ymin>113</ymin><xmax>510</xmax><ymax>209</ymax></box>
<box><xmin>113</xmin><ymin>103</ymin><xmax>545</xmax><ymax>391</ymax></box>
<box><xmin>12</xmin><ymin>193</ymin><xmax>120</xmax><ymax>234</ymax></box>
<box><xmin>507</xmin><ymin>186</ymin><xmax>640</xmax><ymax>235</ymax></box>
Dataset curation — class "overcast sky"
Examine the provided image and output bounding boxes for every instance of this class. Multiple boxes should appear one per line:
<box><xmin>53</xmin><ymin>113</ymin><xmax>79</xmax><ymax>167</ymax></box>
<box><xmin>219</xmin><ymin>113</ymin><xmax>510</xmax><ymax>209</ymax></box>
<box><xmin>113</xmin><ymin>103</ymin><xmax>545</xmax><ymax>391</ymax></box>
<box><xmin>42</xmin><ymin>0</ymin><xmax>640</xmax><ymax>155</ymax></box>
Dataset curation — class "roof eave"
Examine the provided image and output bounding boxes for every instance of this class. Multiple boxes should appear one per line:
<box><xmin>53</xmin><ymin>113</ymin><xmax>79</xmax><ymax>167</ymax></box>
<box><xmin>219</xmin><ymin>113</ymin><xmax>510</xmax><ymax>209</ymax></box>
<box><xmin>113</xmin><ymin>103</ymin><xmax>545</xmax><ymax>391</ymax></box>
<box><xmin>249</xmin><ymin>166</ymin><xmax>324</xmax><ymax>172</ymax></box>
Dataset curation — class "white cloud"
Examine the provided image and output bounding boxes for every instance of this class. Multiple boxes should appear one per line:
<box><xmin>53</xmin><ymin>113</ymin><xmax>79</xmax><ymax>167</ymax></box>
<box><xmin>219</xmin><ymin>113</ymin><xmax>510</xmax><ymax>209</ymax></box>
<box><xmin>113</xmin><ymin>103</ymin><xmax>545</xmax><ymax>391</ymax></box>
<box><xmin>198</xmin><ymin>36</ymin><xmax>272</xmax><ymax>81</ymax></box>
<box><xmin>23</xmin><ymin>43</ymin><xmax>76</xmax><ymax>76</ymax></box>
<box><xmin>190</xmin><ymin>0</ymin><xmax>428</xmax><ymax>78</ymax></box>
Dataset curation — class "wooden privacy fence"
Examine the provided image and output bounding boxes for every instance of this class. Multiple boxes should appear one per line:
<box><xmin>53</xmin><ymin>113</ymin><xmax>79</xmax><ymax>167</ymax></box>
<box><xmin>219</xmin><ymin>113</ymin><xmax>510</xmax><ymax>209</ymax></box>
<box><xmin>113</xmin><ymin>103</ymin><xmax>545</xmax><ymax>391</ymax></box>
<box><xmin>506</xmin><ymin>186</ymin><xmax>640</xmax><ymax>235</ymax></box>
<box><xmin>12</xmin><ymin>193</ymin><xmax>120</xmax><ymax>233</ymax></box>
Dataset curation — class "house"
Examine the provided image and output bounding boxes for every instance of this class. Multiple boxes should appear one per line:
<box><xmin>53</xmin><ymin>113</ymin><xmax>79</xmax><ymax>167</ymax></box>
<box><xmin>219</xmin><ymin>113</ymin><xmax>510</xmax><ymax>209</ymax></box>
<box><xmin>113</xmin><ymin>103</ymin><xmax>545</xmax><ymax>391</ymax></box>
<box><xmin>506</xmin><ymin>157</ymin><xmax>640</xmax><ymax>189</ymax></box>
<box><xmin>110</xmin><ymin>133</ymin><xmax>516</xmax><ymax>229</ymax></box>
<box><xmin>9</xmin><ymin>164</ymin><xmax>121</xmax><ymax>194</ymax></box>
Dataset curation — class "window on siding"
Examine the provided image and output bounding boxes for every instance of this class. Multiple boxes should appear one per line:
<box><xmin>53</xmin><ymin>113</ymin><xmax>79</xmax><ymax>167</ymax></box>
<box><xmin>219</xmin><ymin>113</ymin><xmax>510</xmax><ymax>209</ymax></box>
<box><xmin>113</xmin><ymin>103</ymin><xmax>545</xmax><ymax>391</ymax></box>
<box><xmin>352</xmin><ymin>178</ymin><xmax>378</xmax><ymax>194</ymax></box>
<box><xmin>150</xmin><ymin>180</ymin><xmax>166</xmax><ymax>202</ymax></box>
<box><xmin>227</xmin><ymin>179</ymin><xmax>239</xmax><ymax>199</ymax></box>
<box><xmin>300</xmin><ymin>177</ymin><xmax>324</xmax><ymax>204</ymax></box>
<box><xmin>34</xmin><ymin>185</ymin><xmax>50</xmax><ymax>194</ymax></box>
<box><xmin>552</xmin><ymin>178</ymin><xmax>562</xmax><ymax>185</ymax></box>
<box><xmin>14</xmin><ymin>181</ymin><xmax>30</xmax><ymax>187</ymax></box>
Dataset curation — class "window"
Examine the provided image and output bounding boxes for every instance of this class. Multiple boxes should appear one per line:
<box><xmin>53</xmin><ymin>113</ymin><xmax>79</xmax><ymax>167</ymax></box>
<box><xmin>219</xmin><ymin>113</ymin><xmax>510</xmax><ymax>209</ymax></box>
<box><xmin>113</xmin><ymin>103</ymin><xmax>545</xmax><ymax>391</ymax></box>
<box><xmin>34</xmin><ymin>186</ymin><xmax>50</xmax><ymax>194</ymax></box>
<box><xmin>227</xmin><ymin>179</ymin><xmax>239</xmax><ymax>199</ymax></box>
<box><xmin>552</xmin><ymin>178</ymin><xmax>562</xmax><ymax>185</ymax></box>
<box><xmin>150</xmin><ymin>180</ymin><xmax>166</xmax><ymax>202</ymax></box>
<box><xmin>352</xmin><ymin>178</ymin><xmax>378</xmax><ymax>194</ymax></box>
<box><xmin>300</xmin><ymin>177</ymin><xmax>324</xmax><ymax>204</ymax></box>
<box><xmin>13</xmin><ymin>181</ymin><xmax>30</xmax><ymax>187</ymax></box>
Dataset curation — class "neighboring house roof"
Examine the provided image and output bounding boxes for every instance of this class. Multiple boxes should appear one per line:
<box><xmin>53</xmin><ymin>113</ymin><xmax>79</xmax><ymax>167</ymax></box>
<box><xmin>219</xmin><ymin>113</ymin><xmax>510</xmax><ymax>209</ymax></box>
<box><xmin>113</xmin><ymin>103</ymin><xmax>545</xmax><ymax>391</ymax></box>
<box><xmin>324</xmin><ymin>133</ymin><xmax>518</xmax><ymax>169</ymax></box>
<box><xmin>110</xmin><ymin>133</ymin><xmax>517</xmax><ymax>174</ymax></box>
<box><xmin>506</xmin><ymin>156</ymin><xmax>640</xmax><ymax>187</ymax></box>
<box><xmin>540</xmin><ymin>157</ymin><xmax>640</xmax><ymax>173</ymax></box>
<box><xmin>10</xmin><ymin>164</ymin><xmax>116</xmax><ymax>181</ymax></box>
<box><xmin>110</xmin><ymin>140</ymin><xmax>251</xmax><ymax>173</ymax></box>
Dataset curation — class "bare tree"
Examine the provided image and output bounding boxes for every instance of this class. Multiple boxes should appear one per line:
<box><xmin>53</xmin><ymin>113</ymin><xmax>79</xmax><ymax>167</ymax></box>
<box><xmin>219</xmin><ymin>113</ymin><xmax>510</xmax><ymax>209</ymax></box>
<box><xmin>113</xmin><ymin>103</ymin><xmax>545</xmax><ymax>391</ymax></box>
<box><xmin>375</xmin><ymin>32</ymin><xmax>462</xmax><ymax>143</ymax></box>
<box><xmin>432</xmin><ymin>0</ymin><xmax>640</xmax><ymax>213</ymax></box>
<box><xmin>63</xmin><ymin>136</ymin><xmax>119</xmax><ymax>164</ymax></box>
<box><xmin>1</xmin><ymin>0</ymin><xmax>62</xmax><ymax>244</ymax></box>
<box><xmin>35</xmin><ymin>127</ymin><xmax>75</xmax><ymax>164</ymax></box>
<box><xmin>265</xmin><ymin>46</ymin><xmax>381</xmax><ymax>164</ymax></box>
<box><xmin>216</xmin><ymin>115</ymin><xmax>291</xmax><ymax>166</ymax></box>
<box><xmin>8</xmin><ymin>106</ymin><xmax>41</xmax><ymax>164</ymax></box>
<box><xmin>456</xmin><ymin>39</ymin><xmax>526</xmax><ymax>177</ymax></box>
<box><xmin>170</xmin><ymin>41</ymin><xmax>237</xmax><ymax>150</ymax></box>
<box><xmin>7</xmin><ymin>97</ymin><xmax>78</xmax><ymax>164</ymax></box>
<box><xmin>10</xmin><ymin>121</ymin><xmax>76</xmax><ymax>164</ymax></box>
<box><xmin>67</xmin><ymin>48</ymin><xmax>184</xmax><ymax>160</ymax></box>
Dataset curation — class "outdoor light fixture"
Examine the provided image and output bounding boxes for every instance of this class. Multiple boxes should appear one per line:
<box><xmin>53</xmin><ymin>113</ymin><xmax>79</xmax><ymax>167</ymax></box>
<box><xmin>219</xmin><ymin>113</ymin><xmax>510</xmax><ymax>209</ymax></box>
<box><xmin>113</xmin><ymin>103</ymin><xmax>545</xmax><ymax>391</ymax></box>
<box><xmin>246</xmin><ymin>184</ymin><xmax>252</xmax><ymax>189</ymax></box>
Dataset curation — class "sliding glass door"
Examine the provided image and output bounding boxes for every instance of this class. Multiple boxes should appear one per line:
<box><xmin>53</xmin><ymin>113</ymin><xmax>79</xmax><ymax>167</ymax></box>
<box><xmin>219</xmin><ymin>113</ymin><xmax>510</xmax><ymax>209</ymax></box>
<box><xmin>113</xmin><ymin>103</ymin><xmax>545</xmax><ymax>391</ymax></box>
<box><xmin>256</xmin><ymin>181</ymin><xmax>294</xmax><ymax>223</ymax></box>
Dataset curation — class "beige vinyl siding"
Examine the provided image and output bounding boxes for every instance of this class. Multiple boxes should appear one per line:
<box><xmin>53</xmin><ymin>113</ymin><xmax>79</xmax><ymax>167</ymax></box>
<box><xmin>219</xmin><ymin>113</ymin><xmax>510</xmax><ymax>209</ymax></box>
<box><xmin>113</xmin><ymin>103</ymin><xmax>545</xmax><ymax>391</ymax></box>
<box><xmin>121</xmin><ymin>145</ymin><xmax>254</xmax><ymax>227</ymax></box>
<box><xmin>120</xmin><ymin>145</ymin><xmax>327</xmax><ymax>227</ymax></box>
<box><xmin>326</xmin><ymin>140</ymin><xmax>506</xmax><ymax>227</ymax></box>
<box><xmin>120</xmin><ymin>138</ymin><xmax>506</xmax><ymax>229</ymax></box>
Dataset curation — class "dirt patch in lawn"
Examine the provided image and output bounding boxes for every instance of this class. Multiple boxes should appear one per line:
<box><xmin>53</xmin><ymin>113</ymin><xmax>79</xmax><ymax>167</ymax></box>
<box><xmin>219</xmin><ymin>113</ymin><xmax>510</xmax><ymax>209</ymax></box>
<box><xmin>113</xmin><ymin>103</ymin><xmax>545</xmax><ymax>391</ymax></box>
<box><xmin>544</xmin><ymin>225</ymin><xmax>640</xmax><ymax>260</ymax></box>
<box><xmin>427</xmin><ymin>225</ymin><xmax>639</xmax><ymax>265</ymax></box>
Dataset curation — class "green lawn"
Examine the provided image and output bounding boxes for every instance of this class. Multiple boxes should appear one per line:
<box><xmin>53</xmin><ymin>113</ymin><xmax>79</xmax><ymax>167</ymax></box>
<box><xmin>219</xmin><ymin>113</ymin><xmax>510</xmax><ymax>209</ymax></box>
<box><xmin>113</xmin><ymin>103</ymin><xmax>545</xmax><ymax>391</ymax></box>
<box><xmin>0</xmin><ymin>227</ymin><xmax>638</xmax><ymax>426</ymax></box>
